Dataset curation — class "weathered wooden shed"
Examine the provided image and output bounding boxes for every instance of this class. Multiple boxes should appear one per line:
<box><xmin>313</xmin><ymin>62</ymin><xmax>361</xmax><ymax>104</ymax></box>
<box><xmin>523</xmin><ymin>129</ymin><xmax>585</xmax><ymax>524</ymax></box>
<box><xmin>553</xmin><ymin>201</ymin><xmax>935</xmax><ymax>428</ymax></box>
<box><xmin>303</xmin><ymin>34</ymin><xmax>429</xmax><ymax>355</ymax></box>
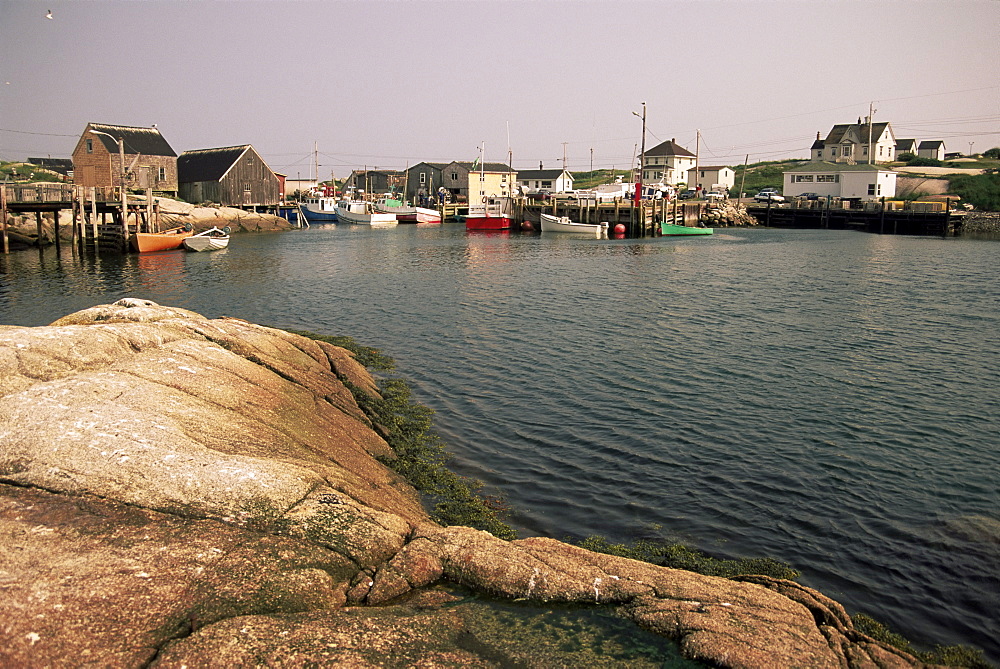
<box><xmin>72</xmin><ymin>123</ymin><xmax>179</xmax><ymax>195</ymax></box>
<box><xmin>178</xmin><ymin>145</ymin><xmax>280</xmax><ymax>207</ymax></box>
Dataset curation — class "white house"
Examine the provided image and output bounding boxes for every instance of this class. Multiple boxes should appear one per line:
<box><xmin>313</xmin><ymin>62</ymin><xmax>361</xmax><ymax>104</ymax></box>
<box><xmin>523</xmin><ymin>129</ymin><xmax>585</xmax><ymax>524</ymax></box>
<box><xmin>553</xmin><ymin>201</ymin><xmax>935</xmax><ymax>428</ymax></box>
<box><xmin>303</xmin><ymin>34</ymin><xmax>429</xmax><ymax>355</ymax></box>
<box><xmin>641</xmin><ymin>138</ymin><xmax>696</xmax><ymax>186</ymax></box>
<box><xmin>516</xmin><ymin>168</ymin><xmax>574</xmax><ymax>193</ymax></box>
<box><xmin>810</xmin><ymin>120</ymin><xmax>896</xmax><ymax>164</ymax></box>
<box><xmin>687</xmin><ymin>165</ymin><xmax>735</xmax><ymax>191</ymax></box>
<box><xmin>783</xmin><ymin>161</ymin><xmax>897</xmax><ymax>200</ymax></box>
<box><xmin>917</xmin><ymin>140</ymin><xmax>946</xmax><ymax>161</ymax></box>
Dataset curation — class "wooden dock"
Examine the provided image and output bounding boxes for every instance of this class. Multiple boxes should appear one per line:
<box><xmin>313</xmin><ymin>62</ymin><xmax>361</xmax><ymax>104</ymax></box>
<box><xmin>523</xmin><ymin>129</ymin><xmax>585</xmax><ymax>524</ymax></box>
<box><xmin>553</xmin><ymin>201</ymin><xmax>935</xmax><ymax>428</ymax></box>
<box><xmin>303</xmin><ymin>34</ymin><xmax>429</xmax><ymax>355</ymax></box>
<box><xmin>746</xmin><ymin>198</ymin><xmax>963</xmax><ymax>236</ymax></box>
<box><xmin>441</xmin><ymin>197</ymin><xmax>708</xmax><ymax>237</ymax></box>
<box><xmin>2</xmin><ymin>183</ymin><xmax>164</xmax><ymax>253</ymax></box>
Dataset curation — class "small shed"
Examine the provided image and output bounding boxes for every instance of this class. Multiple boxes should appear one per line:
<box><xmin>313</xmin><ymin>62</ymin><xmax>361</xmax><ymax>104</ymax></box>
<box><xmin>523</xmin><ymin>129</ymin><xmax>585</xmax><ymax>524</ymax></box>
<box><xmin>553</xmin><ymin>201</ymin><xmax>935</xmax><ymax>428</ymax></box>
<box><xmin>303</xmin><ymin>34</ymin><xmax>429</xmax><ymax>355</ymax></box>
<box><xmin>178</xmin><ymin>145</ymin><xmax>280</xmax><ymax>207</ymax></box>
<box><xmin>917</xmin><ymin>140</ymin><xmax>946</xmax><ymax>161</ymax></box>
<box><xmin>72</xmin><ymin>123</ymin><xmax>178</xmax><ymax>195</ymax></box>
<box><xmin>516</xmin><ymin>168</ymin><xmax>574</xmax><ymax>193</ymax></box>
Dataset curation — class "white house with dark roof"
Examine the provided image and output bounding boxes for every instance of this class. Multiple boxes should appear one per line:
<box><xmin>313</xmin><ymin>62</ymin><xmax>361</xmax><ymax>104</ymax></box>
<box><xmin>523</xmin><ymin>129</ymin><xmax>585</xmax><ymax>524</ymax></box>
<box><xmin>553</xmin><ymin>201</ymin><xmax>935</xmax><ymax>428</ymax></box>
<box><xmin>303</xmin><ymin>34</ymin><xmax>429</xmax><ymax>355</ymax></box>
<box><xmin>783</xmin><ymin>161</ymin><xmax>896</xmax><ymax>200</ymax></box>
<box><xmin>917</xmin><ymin>140</ymin><xmax>946</xmax><ymax>161</ymax></box>
<box><xmin>641</xmin><ymin>138</ymin><xmax>696</xmax><ymax>186</ymax></box>
<box><xmin>516</xmin><ymin>168</ymin><xmax>573</xmax><ymax>193</ymax></box>
<box><xmin>810</xmin><ymin>120</ymin><xmax>896</xmax><ymax>164</ymax></box>
<box><xmin>687</xmin><ymin>165</ymin><xmax>735</xmax><ymax>191</ymax></box>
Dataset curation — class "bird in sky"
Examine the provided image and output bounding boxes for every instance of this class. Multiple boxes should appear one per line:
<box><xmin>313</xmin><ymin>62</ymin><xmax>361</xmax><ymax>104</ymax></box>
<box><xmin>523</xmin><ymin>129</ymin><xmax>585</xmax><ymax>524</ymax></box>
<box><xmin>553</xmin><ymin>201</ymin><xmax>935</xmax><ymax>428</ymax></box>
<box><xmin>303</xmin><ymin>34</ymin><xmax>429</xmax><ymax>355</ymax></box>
<box><xmin>45</xmin><ymin>10</ymin><xmax>53</xmax><ymax>19</ymax></box>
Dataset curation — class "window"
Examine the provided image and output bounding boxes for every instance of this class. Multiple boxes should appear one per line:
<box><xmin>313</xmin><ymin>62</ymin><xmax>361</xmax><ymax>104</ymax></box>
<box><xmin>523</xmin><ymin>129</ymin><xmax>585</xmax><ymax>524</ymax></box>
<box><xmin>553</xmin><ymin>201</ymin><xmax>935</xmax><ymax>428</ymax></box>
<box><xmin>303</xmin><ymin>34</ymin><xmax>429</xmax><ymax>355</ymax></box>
<box><xmin>842</xmin><ymin>144</ymin><xmax>852</xmax><ymax>155</ymax></box>
<box><xmin>868</xmin><ymin>183</ymin><xmax>876</xmax><ymax>195</ymax></box>
<box><xmin>794</xmin><ymin>175</ymin><xmax>814</xmax><ymax>183</ymax></box>
<box><xmin>816</xmin><ymin>175</ymin><xmax>839</xmax><ymax>183</ymax></box>
<box><xmin>542</xmin><ymin>181</ymin><xmax>552</xmax><ymax>188</ymax></box>
<box><xmin>158</xmin><ymin>166</ymin><xmax>165</xmax><ymax>181</ymax></box>
<box><xmin>419</xmin><ymin>172</ymin><xmax>426</xmax><ymax>184</ymax></box>
<box><xmin>244</xmin><ymin>183</ymin><xmax>251</xmax><ymax>193</ymax></box>
<box><xmin>863</xmin><ymin>146</ymin><xmax>868</xmax><ymax>155</ymax></box>
<box><xmin>86</xmin><ymin>139</ymin><xmax>93</xmax><ymax>153</ymax></box>
<box><xmin>831</xmin><ymin>147</ymin><xmax>838</xmax><ymax>156</ymax></box>
<box><xmin>451</xmin><ymin>172</ymin><xmax>458</xmax><ymax>181</ymax></box>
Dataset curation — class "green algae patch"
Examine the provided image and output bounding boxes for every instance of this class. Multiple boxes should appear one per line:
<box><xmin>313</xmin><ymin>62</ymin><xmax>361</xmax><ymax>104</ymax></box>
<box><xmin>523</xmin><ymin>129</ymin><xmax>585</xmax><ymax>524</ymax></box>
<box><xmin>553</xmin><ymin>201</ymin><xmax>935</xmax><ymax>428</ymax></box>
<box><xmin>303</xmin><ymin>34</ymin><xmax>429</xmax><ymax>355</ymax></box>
<box><xmin>452</xmin><ymin>595</ymin><xmax>706</xmax><ymax>668</ymax></box>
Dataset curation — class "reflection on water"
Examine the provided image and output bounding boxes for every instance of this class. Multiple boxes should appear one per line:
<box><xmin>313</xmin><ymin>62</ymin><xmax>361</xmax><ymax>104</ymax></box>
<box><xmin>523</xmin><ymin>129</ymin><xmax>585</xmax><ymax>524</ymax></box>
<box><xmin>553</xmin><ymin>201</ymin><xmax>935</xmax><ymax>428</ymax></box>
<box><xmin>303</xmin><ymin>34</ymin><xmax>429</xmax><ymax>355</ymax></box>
<box><xmin>1</xmin><ymin>226</ymin><xmax>999</xmax><ymax>661</ymax></box>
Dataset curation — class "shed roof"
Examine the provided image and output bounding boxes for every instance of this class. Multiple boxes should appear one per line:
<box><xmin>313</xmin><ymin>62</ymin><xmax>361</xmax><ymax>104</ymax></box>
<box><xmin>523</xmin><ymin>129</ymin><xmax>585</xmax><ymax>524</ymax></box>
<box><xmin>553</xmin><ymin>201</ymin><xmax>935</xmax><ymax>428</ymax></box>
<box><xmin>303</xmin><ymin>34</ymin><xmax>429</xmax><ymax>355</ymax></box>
<box><xmin>645</xmin><ymin>139</ymin><xmax>695</xmax><ymax>158</ymax></box>
<box><xmin>918</xmin><ymin>140</ymin><xmax>945</xmax><ymax>149</ymax></box>
<box><xmin>452</xmin><ymin>162</ymin><xmax>515</xmax><ymax>173</ymax></box>
<box><xmin>85</xmin><ymin>123</ymin><xmax>177</xmax><ymax>157</ymax></box>
<box><xmin>824</xmin><ymin>122</ymin><xmax>892</xmax><ymax>145</ymax></box>
<box><xmin>784</xmin><ymin>160</ymin><xmax>895</xmax><ymax>173</ymax></box>
<box><xmin>689</xmin><ymin>165</ymin><xmax>730</xmax><ymax>171</ymax></box>
<box><xmin>178</xmin><ymin>145</ymin><xmax>252</xmax><ymax>183</ymax></box>
<box><xmin>516</xmin><ymin>169</ymin><xmax>567</xmax><ymax>180</ymax></box>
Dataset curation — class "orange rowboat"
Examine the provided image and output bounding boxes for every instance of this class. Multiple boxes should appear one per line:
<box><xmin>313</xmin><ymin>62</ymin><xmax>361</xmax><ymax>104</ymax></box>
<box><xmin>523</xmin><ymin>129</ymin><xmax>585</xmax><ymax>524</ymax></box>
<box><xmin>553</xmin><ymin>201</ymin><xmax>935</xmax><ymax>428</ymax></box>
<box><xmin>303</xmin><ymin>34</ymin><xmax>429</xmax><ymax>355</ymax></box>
<box><xmin>129</xmin><ymin>226</ymin><xmax>194</xmax><ymax>253</ymax></box>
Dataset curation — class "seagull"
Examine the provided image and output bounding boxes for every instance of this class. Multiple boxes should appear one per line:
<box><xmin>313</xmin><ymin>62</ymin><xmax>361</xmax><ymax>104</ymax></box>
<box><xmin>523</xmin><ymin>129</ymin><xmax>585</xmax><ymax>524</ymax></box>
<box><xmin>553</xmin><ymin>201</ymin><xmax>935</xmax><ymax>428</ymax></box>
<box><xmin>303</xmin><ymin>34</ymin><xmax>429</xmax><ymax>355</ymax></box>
<box><xmin>46</xmin><ymin>10</ymin><xmax>53</xmax><ymax>19</ymax></box>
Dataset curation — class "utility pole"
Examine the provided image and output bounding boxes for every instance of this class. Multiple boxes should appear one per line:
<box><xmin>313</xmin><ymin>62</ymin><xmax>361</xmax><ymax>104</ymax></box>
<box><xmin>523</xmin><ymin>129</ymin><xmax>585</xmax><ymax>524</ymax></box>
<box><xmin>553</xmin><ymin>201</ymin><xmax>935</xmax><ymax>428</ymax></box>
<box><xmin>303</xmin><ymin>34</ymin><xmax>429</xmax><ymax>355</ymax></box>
<box><xmin>738</xmin><ymin>154</ymin><xmax>749</xmax><ymax>200</ymax></box>
<box><xmin>695</xmin><ymin>129</ymin><xmax>700</xmax><ymax>192</ymax></box>
<box><xmin>867</xmin><ymin>102</ymin><xmax>875</xmax><ymax>164</ymax></box>
<box><xmin>562</xmin><ymin>142</ymin><xmax>568</xmax><ymax>171</ymax></box>
<box><xmin>632</xmin><ymin>102</ymin><xmax>646</xmax><ymax>236</ymax></box>
<box><xmin>590</xmin><ymin>147</ymin><xmax>593</xmax><ymax>175</ymax></box>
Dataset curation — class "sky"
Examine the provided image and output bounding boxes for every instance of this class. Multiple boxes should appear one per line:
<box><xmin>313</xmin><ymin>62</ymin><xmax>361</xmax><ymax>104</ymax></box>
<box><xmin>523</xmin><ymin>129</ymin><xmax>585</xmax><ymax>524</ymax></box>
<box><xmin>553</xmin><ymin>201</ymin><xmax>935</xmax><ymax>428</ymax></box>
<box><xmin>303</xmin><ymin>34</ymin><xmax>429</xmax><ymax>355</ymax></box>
<box><xmin>1</xmin><ymin>0</ymin><xmax>998</xmax><ymax>181</ymax></box>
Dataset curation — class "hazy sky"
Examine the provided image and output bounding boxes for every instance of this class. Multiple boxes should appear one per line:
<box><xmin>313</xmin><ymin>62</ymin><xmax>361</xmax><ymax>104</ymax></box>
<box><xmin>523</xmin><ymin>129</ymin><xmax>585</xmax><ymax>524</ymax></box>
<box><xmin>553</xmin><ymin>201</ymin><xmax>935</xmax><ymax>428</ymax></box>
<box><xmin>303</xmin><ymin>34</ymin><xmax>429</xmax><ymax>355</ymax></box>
<box><xmin>1</xmin><ymin>0</ymin><xmax>997</xmax><ymax>180</ymax></box>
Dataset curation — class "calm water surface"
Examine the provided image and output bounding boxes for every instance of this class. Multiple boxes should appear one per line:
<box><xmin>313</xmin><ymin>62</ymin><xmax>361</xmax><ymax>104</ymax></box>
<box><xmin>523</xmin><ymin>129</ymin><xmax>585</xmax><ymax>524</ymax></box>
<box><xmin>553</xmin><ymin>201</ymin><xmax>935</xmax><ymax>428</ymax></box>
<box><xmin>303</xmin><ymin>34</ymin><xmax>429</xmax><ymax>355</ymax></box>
<box><xmin>2</xmin><ymin>225</ymin><xmax>998</xmax><ymax>660</ymax></box>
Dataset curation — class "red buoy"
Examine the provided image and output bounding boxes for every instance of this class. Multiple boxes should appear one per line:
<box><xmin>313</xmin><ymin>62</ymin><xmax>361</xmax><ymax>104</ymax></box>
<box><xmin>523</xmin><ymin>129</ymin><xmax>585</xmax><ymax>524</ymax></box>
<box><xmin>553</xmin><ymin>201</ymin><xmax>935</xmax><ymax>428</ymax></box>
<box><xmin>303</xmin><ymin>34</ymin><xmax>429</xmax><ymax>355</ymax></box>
<box><xmin>521</xmin><ymin>220</ymin><xmax>534</xmax><ymax>231</ymax></box>
<box><xmin>613</xmin><ymin>223</ymin><xmax>626</xmax><ymax>234</ymax></box>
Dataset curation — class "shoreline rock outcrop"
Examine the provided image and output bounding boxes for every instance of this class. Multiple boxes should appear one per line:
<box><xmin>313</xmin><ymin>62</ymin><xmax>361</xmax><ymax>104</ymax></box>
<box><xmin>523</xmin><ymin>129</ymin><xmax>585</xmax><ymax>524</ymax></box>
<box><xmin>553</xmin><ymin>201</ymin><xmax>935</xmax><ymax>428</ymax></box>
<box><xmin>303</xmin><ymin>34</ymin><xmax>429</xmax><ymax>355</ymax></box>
<box><xmin>0</xmin><ymin>299</ymin><xmax>939</xmax><ymax>667</ymax></box>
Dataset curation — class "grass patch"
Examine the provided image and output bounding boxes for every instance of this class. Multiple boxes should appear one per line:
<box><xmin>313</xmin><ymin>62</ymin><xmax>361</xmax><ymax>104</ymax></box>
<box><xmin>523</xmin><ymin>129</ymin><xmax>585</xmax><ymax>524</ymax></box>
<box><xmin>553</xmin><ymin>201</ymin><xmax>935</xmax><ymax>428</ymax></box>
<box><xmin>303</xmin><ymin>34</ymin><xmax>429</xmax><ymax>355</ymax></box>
<box><xmin>288</xmin><ymin>329</ymin><xmax>516</xmax><ymax>540</ymax></box>
<box><xmin>947</xmin><ymin>172</ymin><xmax>1000</xmax><ymax>211</ymax></box>
<box><xmin>573</xmin><ymin>535</ymin><xmax>799</xmax><ymax>581</ymax></box>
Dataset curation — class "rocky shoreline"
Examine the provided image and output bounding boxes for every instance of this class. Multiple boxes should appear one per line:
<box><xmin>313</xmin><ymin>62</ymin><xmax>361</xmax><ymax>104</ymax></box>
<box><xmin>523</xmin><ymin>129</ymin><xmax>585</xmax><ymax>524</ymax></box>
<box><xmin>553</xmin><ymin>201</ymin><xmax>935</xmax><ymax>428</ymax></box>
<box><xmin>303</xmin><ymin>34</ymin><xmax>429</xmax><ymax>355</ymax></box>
<box><xmin>0</xmin><ymin>300</ymin><xmax>952</xmax><ymax>667</ymax></box>
<box><xmin>959</xmin><ymin>211</ymin><xmax>1000</xmax><ymax>234</ymax></box>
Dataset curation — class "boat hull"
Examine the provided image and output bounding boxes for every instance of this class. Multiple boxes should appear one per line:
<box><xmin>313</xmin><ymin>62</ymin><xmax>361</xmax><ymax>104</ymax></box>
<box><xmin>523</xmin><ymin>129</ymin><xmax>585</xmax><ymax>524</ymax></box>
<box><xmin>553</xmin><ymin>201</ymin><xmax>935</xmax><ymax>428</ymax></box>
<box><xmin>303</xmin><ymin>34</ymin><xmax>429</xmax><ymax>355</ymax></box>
<box><xmin>466</xmin><ymin>215</ymin><xmax>512</xmax><ymax>231</ymax></box>
<box><xmin>539</xmin><ymin>213</ymin><xmax>606</xmax><ymax>235</ymax></box>
<box><xmin>661</xmin><ymin>223</ymin><xmax>713</xmax><ymax>236</ymax></box>
<box><xmin>415</xmin><ymin>207</ymin><xmax>442</xmax><ymax>224</ymax></box>
<box><xmin>183</xmin><ymin>236</ymin><xmax>229</xmax><ymax>252</ymax></box>
<box><xmin>336</xmin><ymin>200</ymin><xmax>398</xmax><ymax>225</ymax></box>
<box><xmin>130</xmin><ymin>228</ymin><xmax>193</xmax><ymax>253</ymax></box>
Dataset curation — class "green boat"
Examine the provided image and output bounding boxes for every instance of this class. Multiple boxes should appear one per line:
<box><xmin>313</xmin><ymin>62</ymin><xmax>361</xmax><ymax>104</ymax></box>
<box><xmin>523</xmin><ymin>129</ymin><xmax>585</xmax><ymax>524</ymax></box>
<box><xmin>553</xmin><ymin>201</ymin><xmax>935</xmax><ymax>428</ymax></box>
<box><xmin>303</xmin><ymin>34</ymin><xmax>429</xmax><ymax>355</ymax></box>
<box><xmin>661</xmin><ymin>222</ymin><xmax>713</xmax><ymax>236</ymax></box>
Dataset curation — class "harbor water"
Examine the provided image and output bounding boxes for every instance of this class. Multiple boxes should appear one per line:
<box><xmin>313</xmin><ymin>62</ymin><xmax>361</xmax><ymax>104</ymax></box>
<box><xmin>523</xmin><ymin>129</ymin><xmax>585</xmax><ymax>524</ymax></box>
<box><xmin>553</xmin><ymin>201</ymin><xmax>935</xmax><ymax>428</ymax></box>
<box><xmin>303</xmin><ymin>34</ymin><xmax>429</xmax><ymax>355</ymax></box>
<box><xmin>2</xmin><ymin>224</ymin><xmax>998</xmax><ymax>660</ymax></box>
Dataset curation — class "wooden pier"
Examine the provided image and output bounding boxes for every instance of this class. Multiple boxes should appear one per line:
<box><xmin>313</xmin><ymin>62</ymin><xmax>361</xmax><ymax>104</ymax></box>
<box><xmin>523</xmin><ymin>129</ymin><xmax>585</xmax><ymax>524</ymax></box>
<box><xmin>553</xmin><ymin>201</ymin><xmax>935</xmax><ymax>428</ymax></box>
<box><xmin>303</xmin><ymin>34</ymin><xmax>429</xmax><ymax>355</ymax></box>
<box><xmin>746</xmin><ymin>198</ymin><xmax>963</xmax><ymax>236</ymax></box>
<box><xmin>2</xmin><ymin>183</ymin><xmax>163</xmax><ymax>253</ymax></box>
<box><xmin>441</xmin><ymin>197</ymin><xmax>707</xmax><ymax>237</ymax></box>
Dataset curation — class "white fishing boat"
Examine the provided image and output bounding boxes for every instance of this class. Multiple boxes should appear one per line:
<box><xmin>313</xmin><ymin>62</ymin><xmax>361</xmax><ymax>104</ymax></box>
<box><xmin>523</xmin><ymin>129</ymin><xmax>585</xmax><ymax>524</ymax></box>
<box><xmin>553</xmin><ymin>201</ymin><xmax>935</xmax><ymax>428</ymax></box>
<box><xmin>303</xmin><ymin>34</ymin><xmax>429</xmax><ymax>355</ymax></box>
<box><xmin>539</xmin><ymin>213</ymin><xmax>608</xmax><ymax>235</ymax></box>
<box><xmin>415</xmin><ymin>206</ymin><xmax>442</xmax><ymax>223</ymax></box>
<box><xmin>374</xmin><ymin>196</ymin><xmax>418</xmax><ymax>222</ymax></box>
<box><xmin>335</xmin><ymin>199</ymin><xmax>398</xmax><ymax>225</ymax></box>
<box><xmin>182</xmin><ymin>226</ymin><xmax>230</xmax><ymax>252</ymax></box>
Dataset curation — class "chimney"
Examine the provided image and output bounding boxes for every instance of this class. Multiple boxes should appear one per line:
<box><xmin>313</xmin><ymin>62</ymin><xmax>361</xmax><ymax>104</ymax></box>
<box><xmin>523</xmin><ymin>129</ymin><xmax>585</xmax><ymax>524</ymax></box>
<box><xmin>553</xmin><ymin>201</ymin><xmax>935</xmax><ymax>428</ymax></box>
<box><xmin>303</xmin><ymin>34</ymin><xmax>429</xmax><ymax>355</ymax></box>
<box><xmin>857</xmin><ymin>117</ymin><xmax>862</xmax><ymax>124</ymax></box>
<box><xmin>817</xmin><ymin>131</ymin><xmax>821</xmax><ymax>140</ymax></box>
<box><xmin>539</xmin><ymin>161</ymin><xmax>543</xmax><ymax>170</ymax></box>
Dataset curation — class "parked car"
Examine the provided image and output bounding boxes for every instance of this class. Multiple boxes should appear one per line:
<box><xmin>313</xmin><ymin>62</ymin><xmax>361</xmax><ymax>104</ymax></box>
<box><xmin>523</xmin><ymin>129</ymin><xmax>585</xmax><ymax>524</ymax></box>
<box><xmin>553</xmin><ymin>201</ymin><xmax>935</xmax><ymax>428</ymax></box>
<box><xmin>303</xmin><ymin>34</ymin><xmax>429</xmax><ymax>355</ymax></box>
<box><xmin>755</xmin><ymin>191</ymin><xmax>785</xmax><ymax>203</ymax></box>
<box><xmin>526</xmin><ymin>189</ymin><xmax>551</xmax><ymax>201</ymax></box>
<box><xmin>800</xmin><ymin>192</ymin><xmax>820</xmax><ymax>200</ymax></box>
<box><xmin>705</xmin><ymin>190</ymin><xmax>725</xmax><ymax>200</ymax></box>
<box><xmin>678</xmin><ymin>189</ymin><xmax>698</xmax><ymax>200</ymax></box>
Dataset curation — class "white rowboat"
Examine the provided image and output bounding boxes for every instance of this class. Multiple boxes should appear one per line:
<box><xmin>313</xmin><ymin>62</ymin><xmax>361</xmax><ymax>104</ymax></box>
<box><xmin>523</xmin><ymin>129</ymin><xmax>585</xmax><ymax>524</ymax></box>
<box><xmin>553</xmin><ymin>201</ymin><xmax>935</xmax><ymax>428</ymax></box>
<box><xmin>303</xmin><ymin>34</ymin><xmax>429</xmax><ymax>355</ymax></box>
<box><xmin>182</xmin><ymin>226</ymin><xmax>230</xmax><ymax>252</ymax></box>
<box><xmin>539</xmin><ymin>213</ymin><xmax>607</xmax><ymax>235</ymax></box>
